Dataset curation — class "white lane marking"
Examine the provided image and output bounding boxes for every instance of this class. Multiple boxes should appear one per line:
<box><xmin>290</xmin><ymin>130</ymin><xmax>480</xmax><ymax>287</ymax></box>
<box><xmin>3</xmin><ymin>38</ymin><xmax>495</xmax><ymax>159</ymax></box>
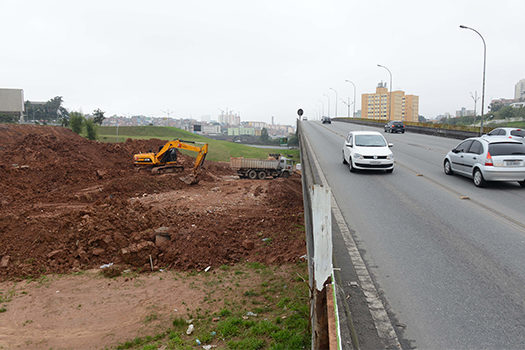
<box><xmin>303</xmin><ymin>124</ymin><xmax>401</xmax><ymax>348</ymax></box>
<box><xmin>331</xmin><ymin>194</ymin><xmax>402</xmax><ymax>349</ymax></box>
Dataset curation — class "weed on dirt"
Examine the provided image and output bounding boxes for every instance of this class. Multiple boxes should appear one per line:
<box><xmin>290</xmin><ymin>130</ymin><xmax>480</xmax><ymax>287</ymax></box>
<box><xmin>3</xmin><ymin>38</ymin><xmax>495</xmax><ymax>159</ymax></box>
<box><xmin>112</xmin><ymin>262</ymin><xmax>310</xmax><ymax>350</ymax></box>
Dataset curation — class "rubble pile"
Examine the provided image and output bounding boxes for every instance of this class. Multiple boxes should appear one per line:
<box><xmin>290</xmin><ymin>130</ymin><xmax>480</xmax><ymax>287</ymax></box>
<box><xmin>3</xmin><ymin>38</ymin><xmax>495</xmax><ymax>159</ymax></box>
<box><xmin>0</xmin><ymin>125</ymin><xmax>305</xmax><ymax>280</ymax></box>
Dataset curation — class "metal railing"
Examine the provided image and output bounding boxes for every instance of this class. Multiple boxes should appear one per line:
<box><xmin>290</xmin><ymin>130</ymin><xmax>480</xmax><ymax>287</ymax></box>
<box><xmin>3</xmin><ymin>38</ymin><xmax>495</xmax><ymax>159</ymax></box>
<box><xmin>298</xmin><ymin>121</ymin><xmax>338</xmax><ymax>349</ymax></box>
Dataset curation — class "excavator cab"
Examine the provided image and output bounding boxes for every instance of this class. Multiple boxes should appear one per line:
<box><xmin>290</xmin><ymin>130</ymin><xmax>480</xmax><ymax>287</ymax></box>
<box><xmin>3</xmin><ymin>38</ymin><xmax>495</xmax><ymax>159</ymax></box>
<box><xmin>133</xmin><ymin>140</ymin><xmax>208</xmax><ymax>184</ymax></box>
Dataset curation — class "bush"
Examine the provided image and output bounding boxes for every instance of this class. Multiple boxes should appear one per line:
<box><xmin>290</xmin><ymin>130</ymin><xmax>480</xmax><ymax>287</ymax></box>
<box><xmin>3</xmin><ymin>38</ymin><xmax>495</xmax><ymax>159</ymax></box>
<box><xmin>0</xmin><ymin>113</ymin><xmax>19</xmax><ymax>123</ymax></box>
<box><xmin>69</xmin><ymin>112</ymin><xmax>84</xmax><ymax>134</ymax></box>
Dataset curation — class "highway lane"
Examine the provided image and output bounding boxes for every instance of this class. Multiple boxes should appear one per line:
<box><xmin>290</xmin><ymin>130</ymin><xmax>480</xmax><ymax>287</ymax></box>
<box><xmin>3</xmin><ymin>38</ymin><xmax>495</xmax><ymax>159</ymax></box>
<box><xmin>302</xmin><ymin>121</ymin><xmax>525</xmax><ymax>349</ymax></box>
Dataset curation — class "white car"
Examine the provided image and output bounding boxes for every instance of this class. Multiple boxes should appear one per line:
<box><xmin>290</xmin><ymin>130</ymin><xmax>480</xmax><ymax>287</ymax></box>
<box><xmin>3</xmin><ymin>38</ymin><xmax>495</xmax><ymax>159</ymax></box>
<box><xmin>485</xmin><ymin>127</ymin><xmax>525</xmax><ymax>140</ymax></box>
<box><xmin>443</xmin><ymin>136</ymin><xmax>525</xmax><ymax>187</ymax></box>
<box><xmin>342</xmin><ymin>131</ymin><xmax>394</xmax><ymax>173</ymax></box>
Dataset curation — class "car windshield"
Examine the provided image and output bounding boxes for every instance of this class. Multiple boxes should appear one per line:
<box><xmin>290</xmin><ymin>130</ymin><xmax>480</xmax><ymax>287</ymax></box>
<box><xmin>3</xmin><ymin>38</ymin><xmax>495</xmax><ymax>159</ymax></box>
<box><xmin>488</xmin><ymin>142</ymin><xmax>525</xmax><ymax>156</ymax></box>
<box><xmin>355</xmin><ymin>134</ymin><xmax>387</xmax><ymax>147</ymax></box>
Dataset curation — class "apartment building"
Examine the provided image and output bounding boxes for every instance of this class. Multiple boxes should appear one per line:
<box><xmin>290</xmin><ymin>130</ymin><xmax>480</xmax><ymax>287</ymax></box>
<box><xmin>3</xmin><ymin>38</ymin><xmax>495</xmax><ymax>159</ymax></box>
<box><xmin>515</xmin><ymin>79</ymin><xmax>525</xmax><ymax>100</ymax></box>
<box><xmin>361</xmin><ymin>82</ymin><xmax>419</xmax><ymax>122</ymax></box>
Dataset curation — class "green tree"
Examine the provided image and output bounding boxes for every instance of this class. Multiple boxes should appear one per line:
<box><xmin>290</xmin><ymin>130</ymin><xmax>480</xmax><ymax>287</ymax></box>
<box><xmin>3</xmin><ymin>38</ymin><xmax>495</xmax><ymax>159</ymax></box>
<box><xmin>287</xmin><ymin>133</ymin><xmax>299</xmax><ymax>146</ymax></box>
<box><xmin>85</xmin><ymin>119</ymin><xmax>97</xmax><ymax>140</ymax></box>
<box><xmin>92</xmin><ymin>108</ymin><xmax>105</xmax><ymax>125</ymax></box>
<box><xmin>260</xmin><ymin>128</ymin><xmax>269</xmax><ymax>143</ymax></box>
<box><xmin>69</xmin><ymin>112</ymin><xmax>84</xmax><ymax>134</ymax></box>
<box><xmin>0</xmin><ymin>113</ymin><xmax>19</xmax><ymax>123</ymax></box>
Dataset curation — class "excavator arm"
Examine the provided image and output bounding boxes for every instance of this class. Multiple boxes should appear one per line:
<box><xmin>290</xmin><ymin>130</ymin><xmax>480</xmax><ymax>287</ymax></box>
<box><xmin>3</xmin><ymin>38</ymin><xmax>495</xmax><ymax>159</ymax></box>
<box><xmin>133</xmin><ymin>139</ymin><xmax>209</xmax><ymax>184</ymax></box>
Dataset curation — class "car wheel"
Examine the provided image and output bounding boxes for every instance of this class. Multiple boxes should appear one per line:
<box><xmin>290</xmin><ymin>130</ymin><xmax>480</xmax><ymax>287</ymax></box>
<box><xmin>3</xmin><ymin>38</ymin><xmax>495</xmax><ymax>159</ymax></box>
<box><xmin>342</xmin><ymin>151</ymin><xmax>348</xmax><ymax>164</ymax></box>
<box><xmin>348</xmin><ymin>158</ymin><xmax>356</xmax><ymax>173</ymax></box>
<box><xmin>281</xmin><ymin>171</ymin><xmax>290</xmax><ymax>178</ymax></box>
<box><xmin>473</xmin><ymin>169</ymin><xmax>486</xmax><ymax>187</ymax></box>
<box><xmin>248</xmin><ymin>169</ymin><xmax>257</xmax><ymax>179</ymax></box>
<box><xmin>402</xmin><ymin>130</ymin><xmax>405</xmax><ymax>133</ymax></box>
<box><xmin>257</xmin><ymin>171</ymin><xmax>266</xmax><ymax>180</ymax></box>
<box><xmin>444</xmin><ymin>159</ymin><xmax>453</xmax><ymax>175</ymax></box>
<box><xmin>519</xmin><ymin>180</ymin><xmax>525</xmax><ymax>188</ymax></box>
<box><xmin>386</xmin><ymin>168</ymin><xmax>393</xmax><ymax>173</ymax></box>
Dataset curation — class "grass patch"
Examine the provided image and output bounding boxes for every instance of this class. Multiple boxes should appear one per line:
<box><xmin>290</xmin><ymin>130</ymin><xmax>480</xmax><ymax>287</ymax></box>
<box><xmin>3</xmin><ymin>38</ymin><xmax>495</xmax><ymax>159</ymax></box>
<box><xmin>97</xmin><ymin>126</ymin><xmax>299</xmax><ymax>162</ymax></box>
<box><xmin>112</xmin><ymin>262</ymin><xmax>310</xmax><ymax>349</ymax></box>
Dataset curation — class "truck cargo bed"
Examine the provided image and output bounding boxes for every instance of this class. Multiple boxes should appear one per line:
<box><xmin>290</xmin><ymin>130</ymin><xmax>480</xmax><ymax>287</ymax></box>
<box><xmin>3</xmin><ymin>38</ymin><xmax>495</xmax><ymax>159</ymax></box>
<box><xmin>230</xmin><ymin>157</ymin><xmax>279</xmax><ymax>170</ymax></box>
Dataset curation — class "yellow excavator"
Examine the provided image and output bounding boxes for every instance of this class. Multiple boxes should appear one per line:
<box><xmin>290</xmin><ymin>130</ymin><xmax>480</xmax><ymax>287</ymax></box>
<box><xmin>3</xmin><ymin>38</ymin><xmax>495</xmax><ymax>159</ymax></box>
<box><xmin>133</xmin><ymin>140</ymin><xmax>208</xmax><ymax>184</ymax></box>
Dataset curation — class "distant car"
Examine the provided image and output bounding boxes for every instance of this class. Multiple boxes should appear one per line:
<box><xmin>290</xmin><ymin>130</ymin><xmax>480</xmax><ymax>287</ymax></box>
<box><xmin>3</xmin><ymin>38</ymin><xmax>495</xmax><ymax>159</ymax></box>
<box><xmin>321</xmin><ymin>116</ymin><xmax>331</xmax><ymax>124</ymax></box>
<box><xmin>303</xmin><ymin>116</ymin><xmax>308</xmax><ymax>121</ymax></box>
<box><xmin>443</xmin><ymin>136</ymin><xmax>525</xmax><ymax>187</ymax></box>
<box><xmin>342</xmin><ymin>131</ymin><xmax>394</xmax><ymax>173</ymax></box>
<box><xmin>384</xmin><ymin>121</ymin><xmax>405</xmax><ymax>133</ymax></box>
<box><xmin>485</xmin><ymin>127</ymin><xmax>525</xmax><ymax>140</ymax></box>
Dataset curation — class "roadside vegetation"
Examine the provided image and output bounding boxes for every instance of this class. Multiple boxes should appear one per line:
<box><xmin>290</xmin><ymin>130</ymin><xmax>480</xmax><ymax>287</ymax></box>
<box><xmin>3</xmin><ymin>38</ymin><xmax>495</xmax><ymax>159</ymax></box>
<box><xmin>340</xmin><ymin>111</ymin><xmax>525</xmax><ymax>134</ymax></box>
<box><xmin>110</xmin><ymin>262</ymin><xmax>310</xmax><ymax>350</ymax></box>
<box><xmin>97</xmin><ymin>126</ymin><xmax>300</xmax><ymax>162</ymax></box>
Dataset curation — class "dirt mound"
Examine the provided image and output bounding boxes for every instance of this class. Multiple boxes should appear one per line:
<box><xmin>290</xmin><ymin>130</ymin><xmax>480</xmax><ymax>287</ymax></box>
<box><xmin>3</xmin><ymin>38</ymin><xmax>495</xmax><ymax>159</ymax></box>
<box><xmin>0</xmin><ymin>125</ymin><xmax>305</xmax><ymax>280</ymax></box>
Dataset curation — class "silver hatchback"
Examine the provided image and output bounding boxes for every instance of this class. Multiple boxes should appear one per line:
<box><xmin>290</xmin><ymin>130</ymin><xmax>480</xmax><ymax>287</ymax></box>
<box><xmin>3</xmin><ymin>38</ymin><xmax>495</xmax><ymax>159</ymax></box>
<box><xmin>443</xmin><ymin>136</ymin><xmax>525</xmax><ymax>187</ymax></box>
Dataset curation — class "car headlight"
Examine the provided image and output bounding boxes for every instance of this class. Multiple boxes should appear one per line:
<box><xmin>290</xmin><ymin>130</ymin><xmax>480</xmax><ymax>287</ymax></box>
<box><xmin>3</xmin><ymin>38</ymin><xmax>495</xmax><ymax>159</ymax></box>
<box><xmin>354</xmin><ymin>153</ymin><xmax>363</xmax><ymax>159</ymax></box>
<box><xmin>386</xmin><ymin>153</ymin><xmax>394</xmax><ymax>160</ymax></box>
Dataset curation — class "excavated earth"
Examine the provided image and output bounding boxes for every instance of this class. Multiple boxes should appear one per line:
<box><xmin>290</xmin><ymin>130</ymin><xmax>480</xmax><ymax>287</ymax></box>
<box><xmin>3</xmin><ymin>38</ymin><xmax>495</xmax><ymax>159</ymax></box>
<box><xmin>0</xmin><ymin>124</ymin><xmax>305</xmax><ymax>281</ymax></box>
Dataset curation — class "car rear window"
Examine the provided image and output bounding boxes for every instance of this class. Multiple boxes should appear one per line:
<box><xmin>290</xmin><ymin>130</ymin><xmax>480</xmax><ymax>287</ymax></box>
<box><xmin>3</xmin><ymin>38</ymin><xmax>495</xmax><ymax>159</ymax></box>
<box><xmin>393</xmin><ymin>122</ymin><xmax>403</xmax><ymax>126</ymax></box>
<box><xmin>510</xmin><ymin>129</ymin><xmax>525</xmax><ymax>137</ymax></box>
<box><xmin>488</xmin><ymin>142</ymin><xmax>525</xmax><ymax>156</ymax></box>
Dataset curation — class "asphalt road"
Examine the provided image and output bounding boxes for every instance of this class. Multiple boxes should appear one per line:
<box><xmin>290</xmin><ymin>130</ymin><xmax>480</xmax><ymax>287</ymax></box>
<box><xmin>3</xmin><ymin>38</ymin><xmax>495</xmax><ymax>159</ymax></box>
<box><xmin>302</xmin><ymin>120</ymin><xmax>525</xmax><ymax>349</ymax></box>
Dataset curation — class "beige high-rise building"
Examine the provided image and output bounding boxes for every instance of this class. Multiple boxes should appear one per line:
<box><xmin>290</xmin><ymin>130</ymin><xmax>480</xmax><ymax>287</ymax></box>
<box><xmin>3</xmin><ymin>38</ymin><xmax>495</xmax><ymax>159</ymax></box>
<box><xmin>361</xmin><ymin>83</ymin><xmax>419</xmax><ymax>122</ymax></box>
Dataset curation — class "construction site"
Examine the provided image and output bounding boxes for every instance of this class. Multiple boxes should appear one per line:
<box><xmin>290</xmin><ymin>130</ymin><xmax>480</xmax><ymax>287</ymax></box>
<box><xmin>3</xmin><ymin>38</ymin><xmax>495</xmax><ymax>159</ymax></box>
<box><xmin>0</xmin><ymin>124</ymin><xmax>307</xmax><ymax>349</ymax></box>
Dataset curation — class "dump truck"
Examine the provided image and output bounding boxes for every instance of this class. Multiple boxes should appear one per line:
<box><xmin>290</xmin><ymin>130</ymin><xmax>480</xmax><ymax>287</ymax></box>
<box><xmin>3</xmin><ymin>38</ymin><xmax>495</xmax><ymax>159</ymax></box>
<box><xmin>230</xmin><ymin>155</ymin><xmax>293</xmax><ymax>179</ymax></box>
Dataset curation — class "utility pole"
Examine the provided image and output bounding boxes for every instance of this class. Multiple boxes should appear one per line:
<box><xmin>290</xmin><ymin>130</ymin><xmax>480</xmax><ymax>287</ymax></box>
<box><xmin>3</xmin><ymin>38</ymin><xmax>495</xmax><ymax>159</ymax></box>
<box><xmin>341</xmin><ymin>98</ymin><xmax>351</xmax><ymax>118</ymax></box>
<box><xmin>470</xmin><ymin>91</ymin><xmax>479</xmax><ymax>119</ymax></box>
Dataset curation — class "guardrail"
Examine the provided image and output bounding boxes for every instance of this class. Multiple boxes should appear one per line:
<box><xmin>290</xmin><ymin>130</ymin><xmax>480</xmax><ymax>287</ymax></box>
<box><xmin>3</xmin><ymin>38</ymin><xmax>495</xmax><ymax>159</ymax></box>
<box><xmin>333</xmin><ymin>118</ymin><xmax>479</xmax><ymax>140</ymax></box>
<box><xmin>298</xmin><ymin>121</ymin><xmax>339</xmax><ymax>349</ymax></box>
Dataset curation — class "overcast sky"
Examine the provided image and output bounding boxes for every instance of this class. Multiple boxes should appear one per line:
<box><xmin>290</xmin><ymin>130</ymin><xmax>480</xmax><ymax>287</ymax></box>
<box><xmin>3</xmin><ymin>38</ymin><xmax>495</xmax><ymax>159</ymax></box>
<box><xmin>1</xmin><ymin>0</ymin><xmax>524</xmax><ymax>125</ymax></box>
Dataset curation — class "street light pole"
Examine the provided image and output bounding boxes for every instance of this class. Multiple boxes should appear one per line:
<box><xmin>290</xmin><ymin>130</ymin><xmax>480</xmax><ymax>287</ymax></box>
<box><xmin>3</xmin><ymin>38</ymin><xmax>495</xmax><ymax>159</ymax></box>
<box><xmin>460</xmin><ymin>25</ymin><xmax>487</xmax><ymax>136</ymax></box>
<box><xmin>329</xmin><ymin>88</ymin><xmax>338</xmax><ymax>117</ymax></box>
<box><xmin>345</xmin><ymin>80</ymin><xmax>356</xmax><ymax>118</ymax></box>
<box><xmin>323</xmin><ymin>94</ymin><xmax>330</xmax><ymax>117</ymax></box>
<box><xmin>377</xmin><ymin>64</ymin><xmax>393</xmax><ymax>121</ymax></box>
<box><xmin>318</xmin><ymin>100</ymin><xmax>324</xmax><ymax>119</ymax></box>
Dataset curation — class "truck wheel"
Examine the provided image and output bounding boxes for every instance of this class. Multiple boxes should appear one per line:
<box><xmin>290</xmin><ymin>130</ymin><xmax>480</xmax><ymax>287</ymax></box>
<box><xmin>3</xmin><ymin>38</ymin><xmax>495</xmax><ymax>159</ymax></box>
<box><xmin>282</xmin><ymin>171</ymin><xmax>290</xmax><ymax>178</ymax></box>
<box><xmin>257</xmin><ymin>171</ymin><xmax>266</xmax><ymax>180</ymax></box>
<box><xmin>248</xmin><ymin>170</ymin><xmax>257</xmax><ymax>179</ymax></box>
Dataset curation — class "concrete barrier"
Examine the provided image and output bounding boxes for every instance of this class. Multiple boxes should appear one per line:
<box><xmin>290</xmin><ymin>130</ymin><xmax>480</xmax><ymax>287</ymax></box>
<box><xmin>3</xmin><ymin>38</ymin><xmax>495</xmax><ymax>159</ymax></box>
<box><xmin>333</xmin><ymin>118</ymin><xmax>479</xmax><ymax>140</ymax></box>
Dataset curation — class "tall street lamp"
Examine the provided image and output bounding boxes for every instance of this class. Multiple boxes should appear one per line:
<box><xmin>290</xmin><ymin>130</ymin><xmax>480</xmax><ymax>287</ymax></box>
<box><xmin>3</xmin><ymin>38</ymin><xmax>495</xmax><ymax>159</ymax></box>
<box><xmin>345</xmin><ymin>80</ymin><xmax>356</xmax><ymax>118</ymax></box>
<box><xmin>377</xmin><ymin>64</ymin><xmax>393</xmax><ymax>121</ymax></box>
<box><xmin>323</xmin><ymin>94</ymin><xmax>331</xmax><ymax>117</ymax></box>
<box><xmin>329</xmin><ymin>88</ymin><xmax>338</xmax><ymax>117</ymax></box>
<box><xmin>460</xmin><ymin>25</ymin><xmax>486</xmax><ymax>136</ymax></box>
